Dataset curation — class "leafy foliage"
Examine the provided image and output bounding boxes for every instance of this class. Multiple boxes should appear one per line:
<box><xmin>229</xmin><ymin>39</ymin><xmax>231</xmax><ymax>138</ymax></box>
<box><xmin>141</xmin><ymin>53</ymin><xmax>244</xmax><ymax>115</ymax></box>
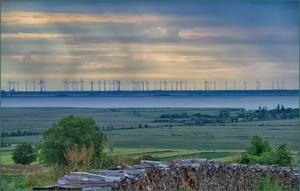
<box><xmin>256</xmin><ymin>173</ymin><xmax>281</xmax><ymax>191</ymax></box>
<box><xmin>40</xmin><ymin>115</ymin><xmax>107</xmax><ymax>168</ymax></box>
<box><xmin>12</xmin><ymin>143</ymin><xmax>37</xmax><ymax>165</ymax></box>
<box><xmin>239</xmin><ymin>136</ymin><xmax>292</xmax><ymax>166</ymax></box>
<box><xmin>246</xmin><ymin>136</ymin><xmax>272</xmax><ymax>156</ymax></box>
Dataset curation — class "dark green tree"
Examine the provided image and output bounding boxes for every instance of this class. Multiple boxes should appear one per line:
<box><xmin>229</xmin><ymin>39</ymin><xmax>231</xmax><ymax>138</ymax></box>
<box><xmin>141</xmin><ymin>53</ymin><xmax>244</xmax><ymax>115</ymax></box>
<box><xmin>239</xmin><ymin>136</ymin><xmax>293</xmax><ymax>166</ymax></box>
<box><xmin>12</xmin><ymin>143</ymin><xmax>37</xmax><ymax>165</ymax></box>
<box><xmin>246</xmin><ymin>136</ymin><xmax>271</xmax><ymax>156</ymax></box>
<box><xmin>40</xmin><ymin>115</ymin><xmax>107</xmax><ymax>168</ymax></box>
<box><xmin>274</xmin><ymin>144</ymin><xmax>293</xmax><ymax>166</ymax></box>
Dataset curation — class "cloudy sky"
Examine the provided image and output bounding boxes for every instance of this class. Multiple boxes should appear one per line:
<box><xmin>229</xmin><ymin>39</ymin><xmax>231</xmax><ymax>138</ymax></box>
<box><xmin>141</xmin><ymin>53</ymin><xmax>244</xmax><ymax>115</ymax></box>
<box><xmin>1</xmin><ymin>1</ymin><xmax>298</xmax><ymax>90</ymax></box>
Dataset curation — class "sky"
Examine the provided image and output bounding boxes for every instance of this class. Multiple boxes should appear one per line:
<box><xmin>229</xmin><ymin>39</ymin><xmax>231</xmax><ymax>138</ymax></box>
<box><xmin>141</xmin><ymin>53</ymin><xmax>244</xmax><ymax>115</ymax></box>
<box><xmin>1</xmin><ymin>1</ymin><xmax>299</xmax><ymax>91</ymax></box>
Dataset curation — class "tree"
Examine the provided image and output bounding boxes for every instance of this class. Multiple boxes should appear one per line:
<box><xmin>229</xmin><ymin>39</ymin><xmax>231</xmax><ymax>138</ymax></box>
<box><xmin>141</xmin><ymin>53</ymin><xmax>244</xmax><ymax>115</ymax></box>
<box><xmin>40</xmin><ymin>115</ymin><xmax>107</xmax><ymax>168</ymax></box>
<box><xmin>12</xmin><ymin>143</ymin><xmax>36</xmax><ymax>165</ymax></box>
<box><xmin>274</xmin><ymin>144</ymin><xmax>292</xmax><ymax>166</ymax></box>
<box><xmin>239</xmin><ymin>136</ymin><xmax>293</xmax><ymax>166</ymax></box>
<box><xmin>246</xmin><ymin>136</ymin><xmax>271</xmax><ymax>156</ymax></box>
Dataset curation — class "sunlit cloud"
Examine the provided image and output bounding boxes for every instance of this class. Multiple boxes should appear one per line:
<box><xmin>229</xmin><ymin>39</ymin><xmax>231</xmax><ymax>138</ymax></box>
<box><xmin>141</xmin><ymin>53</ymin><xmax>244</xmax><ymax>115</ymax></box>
<box><xmin>132</xmin><ymin>53</ymin><xmax>215</xmax><ymax>62</ymax></box>
<box><xmin>79</xmin><ymin>61</ymin><xmax>124</xmax><ymax>70</ymax></box>
<box><xmin>1</xmin><ymin>33</ymin><xmax>71</xmax><ymax>39</ymax></box>
<box><xmin>2</xmin><ymin>12</ymin><xmax>177</xmax><ymax>25</ymax></box>
<box><xmin>179</xmin><ymin>27</ymin><xmax>297</xmax><ymax>40</ymax></box>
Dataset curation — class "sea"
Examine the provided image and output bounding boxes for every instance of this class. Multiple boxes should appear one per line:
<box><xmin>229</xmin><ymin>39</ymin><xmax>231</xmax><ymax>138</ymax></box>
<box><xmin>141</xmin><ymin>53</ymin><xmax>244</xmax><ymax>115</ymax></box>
<box><xmin>1</xmin><ymin>96</ymin><xmax>298</xmax><ymax>110</ymax></box>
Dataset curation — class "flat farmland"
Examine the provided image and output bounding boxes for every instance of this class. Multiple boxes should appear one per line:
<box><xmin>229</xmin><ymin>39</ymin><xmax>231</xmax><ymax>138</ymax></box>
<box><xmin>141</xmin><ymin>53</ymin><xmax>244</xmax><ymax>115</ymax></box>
<box><xmin>1</xmin><ymin>107</ymin><xmax>228</xmax><ymax>133</ymax></box>
<box><xmin>1</xmin><ymin>107</ymin><xmax>299</xmax><ymax>154</ymax></box>
<box><xmin>110</xmin><ymin>125</ymin><xmax>298</xmax><ymax>151</ymax></box>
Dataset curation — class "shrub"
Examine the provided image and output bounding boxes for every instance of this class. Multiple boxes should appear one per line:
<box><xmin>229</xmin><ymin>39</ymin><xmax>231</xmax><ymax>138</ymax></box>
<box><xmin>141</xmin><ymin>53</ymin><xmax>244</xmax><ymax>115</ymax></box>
<box><xmin>12</xmin><ymin>143</ymin><xmax>37</xmax><ymax>165</ymax></box>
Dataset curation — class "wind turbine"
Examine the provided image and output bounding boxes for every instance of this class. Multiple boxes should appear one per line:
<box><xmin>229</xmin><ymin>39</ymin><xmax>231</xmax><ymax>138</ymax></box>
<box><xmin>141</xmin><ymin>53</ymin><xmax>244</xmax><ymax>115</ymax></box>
<box><xmin>233</xmin><ymin>81</ymin><xmax>237</xmax><ymax>91</ymax></box>
<box><xmin>90</xmin><ymin>80</ymin><xmax>94</xmax><ymax>91</ymax></box>
<box><xmin>175</xmin><ymin>81</ymin><xmax>178</xmax><ymax>91</ymax></box>
<box><xmin>8</xmin><ymin>80</ymin><xmax>12</xmax><ymax>91</ymax></box>
<box><xmin>179</xmin><ymin>81</ymin><xmax>183</xmax><ymax>91</ymax></box>
<box><xmin>15</xmin><ymin>80</ymin><xmax>20</xmax><ymax>91</ymax></box>
<box><xmin>111</xmin><ymin>80</ymin><xmax>115</xmax><ymax>91</ymax></box>
<box><xmin>80</xmin><ymin>79</ymin><xmax>85</xmax><ymax>91</ymax></box>
<box><xmin>24</xmin><ymin>80</ymin><xmax>29</xmax><ymax>92</ymax></box>
<box><xmin>75</xmin><ymin>81</ymin><xmax>79</xmax><ymax>91</ymax></box>
<box><xmin>204</xmin><ymin>80</ymin><xmax>209</xmax><ymax>91</ymax></box>
<box><xmin>164</xmin><ymin>81</ymin><xmax>167</xmax><ymax>91</ymax></box>
<box><xmin>117</xmin><ymin>80</ymin><xmax>121</xmax><ymax>91</ymax></box>
<box><xmin>271</xmin><ymin>81</ymin><xmax>275</xmax><ymax>90</ymax></box>
<box><xmin>277</xmin><ymin>80</ymin><xmax>280</xmax><ymax>90</ymax></box>
<box><xmin>184</xmin><ymin>81</ymin><xmax>187</xmax><ymax>91</ymax></box>
<box><xmin>146</xmin><ymin>81</ymin><xmax>150</xmax><ymax>91</ymax></box>
<box><xmin>103</xmin><ymin>80</ymin><xmax>107</xmax><ymax>91</ymax></box>
<box><xmin>131</xmin><ymin>80</ymin><xmax>135</xmax><ymax>91</ymax></box>
<box><xmin>141</xmin><ymin>80</ymin><xmax>145</xmax><ymax>91</ymax></box>
<box><xmin>224</xmin><ymin>80</ymin><xmax>228</xmax><ymax>91</ymax></box>
<box><xmin>63</xmin><ymin>80</ymin><xmax>68</xmax><ymax>91</ymax></box>
<box><xmin>39</xmin><ymin>79</ymin><xmax>44</xmax><ymax>92</ymax></box>
<box><xmin>256</xmin><ymin>80</ymin><xmax>260</xmax><ymax>90</ymax></box>
<box><xmin>11</xmin><ymin>80</ymin><xmax>16</xmax><ymax>91</ymax></box>
<box><xmin>282</xmin><ymin>80</ymin><xmax>285</xmax><ymax>90</ymax></box>
<box><xmin>244</xmin><ymin>81</ymin><xmax>247</xmax><ymax>90</ymax></box>
<box><xmin>32</xmin><ymin>80</ymin><xmax>36</xmax><ymax>91</ymax></box>
<box><xmin>153</xmin><ymin>80</ymin><xmax>157</xmax><ymax>91</ymax></box>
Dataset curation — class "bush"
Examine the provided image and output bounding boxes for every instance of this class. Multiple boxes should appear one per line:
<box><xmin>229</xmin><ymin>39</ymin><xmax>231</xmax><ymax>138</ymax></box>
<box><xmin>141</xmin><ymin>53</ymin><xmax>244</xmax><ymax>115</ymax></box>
<box><xmin>246</xmin><ymin>136</ymin><xmax>271</xmax><ymax>156</ymax></box>
<box><xmin>12</xmin><ymin>143</ymin><xmax>37</xmax><ymax>165</ymax></box>
<box><xmin>40</xmin><ymin>115</ymin><xmax>107</xmax><ymax>168</ymax></box>
<box><xmin>256</xmin><ymin>173</ymin><xmax>281</xmax><ymax>191</ymax></box>
<box><xmin>239</xmin><ymin>136</ymin><xmax>293</xmax><ymax>166</ymax></box>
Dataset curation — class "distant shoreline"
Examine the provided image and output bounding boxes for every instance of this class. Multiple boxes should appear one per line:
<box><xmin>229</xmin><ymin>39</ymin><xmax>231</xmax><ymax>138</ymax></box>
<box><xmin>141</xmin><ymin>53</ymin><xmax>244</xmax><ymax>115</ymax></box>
<box><xmin>1</xmin><ymin>89</ymin><xmax>298</xmax><ymax>98</ymax></box>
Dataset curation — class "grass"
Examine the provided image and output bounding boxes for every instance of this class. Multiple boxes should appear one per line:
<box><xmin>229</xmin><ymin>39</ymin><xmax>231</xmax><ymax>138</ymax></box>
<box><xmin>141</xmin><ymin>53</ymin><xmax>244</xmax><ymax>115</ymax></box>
<box><xmin>109</xmin><ymin>125</ymin><xmax>298</xmax><ymax>151</ymax></box>
<box><xmin>1</xmin><ymin>107</ymin><xmax>242</xmax><ymax>133</ymax></box>
<box><xmin>1</xmin><ymin>153</ymin><xmax>13</xmax><ymax>164</ymax></box>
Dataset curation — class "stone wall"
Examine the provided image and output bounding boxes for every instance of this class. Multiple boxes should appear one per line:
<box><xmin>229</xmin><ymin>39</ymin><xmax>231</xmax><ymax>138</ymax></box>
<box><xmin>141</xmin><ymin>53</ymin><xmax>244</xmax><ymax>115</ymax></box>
<box><xmin>34</xmin><ymin>159</ymin><xmax>299</xmax><ymax>190</ymax></box>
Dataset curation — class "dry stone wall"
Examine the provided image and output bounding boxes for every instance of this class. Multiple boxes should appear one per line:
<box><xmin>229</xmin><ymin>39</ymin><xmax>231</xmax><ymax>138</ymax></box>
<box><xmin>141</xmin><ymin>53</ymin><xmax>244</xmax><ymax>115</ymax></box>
<box><xmin>34</xmin><ymin>159</ymin><xmax>299</xmax><ymax>191</ymax></box>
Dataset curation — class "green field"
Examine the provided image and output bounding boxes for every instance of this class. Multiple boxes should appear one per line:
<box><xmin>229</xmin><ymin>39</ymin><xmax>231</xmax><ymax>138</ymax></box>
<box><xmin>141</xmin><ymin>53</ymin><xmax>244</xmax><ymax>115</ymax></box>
<box><xmin>1</xmin><ymin>107</ymin><xmax>242</xmax><ymax>133</ymax></box>
<box><xmin>1</xmin><ymin>107</ymin><xmax>299</xmax><ymax>166</ymax></box>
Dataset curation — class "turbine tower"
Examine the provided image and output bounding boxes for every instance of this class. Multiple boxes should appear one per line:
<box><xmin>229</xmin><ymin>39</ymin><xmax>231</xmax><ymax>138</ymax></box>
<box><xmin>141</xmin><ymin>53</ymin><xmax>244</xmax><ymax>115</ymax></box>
<box><xmin>24</xmin><ymin>80</ymin><xmax>29</xmax><ymax>92</ymax></box>
<box><xmin>64</xmin><ymin>80</ymin><xmax>68</xmax><ymax>91</ymax></box>
<box><xmin>8</xmin><ymin>80</ymin><xmax>12</xmax><ymax>91</ymax></box>
<box><xmin>204</xmin><ymin>80</ymin><xmax>209</xmax><ymax>91</ymax></box>
<box><xmin>244</xmin><ymin>81</ymin><xmax>247</xmax><ymax>90</ymax></box>
<box><xmin>80</xmin><ymin>79</ymin><xmax>85</xmax><ymax>91</ymax></box>
<box><xmin>103</xmin><ymin>80</ymin><xmax>107</xmax><ymax>91</ymax></box>
<box><xmin>32</xmin><ymin>80</ymin><xmax>36</xmax><ymax>91</ymax></box>
<box><xmin>224</xmin><ymin>80</ymin><xmax>228</xmax><ymax>91</ymax></box>
<box><xmin>16</xmin><ymin>80</ymin><xmax>20</xmax><ymax>91</ymax></box>
<box><xmin>256</xmin><ymin>80</ymin><xmax>260</xmax><ymax>90</ymax></box>
<box><xmin>271</xmin><ymin>81</ymin><xmax>275</xmax><ymax>90</ymax></box>
<box><xmin>233</xmin><ymin>81</ymin><xmax>237</xmax><ymax>91</ymax></box>
<box><xmin>90</xmin><ymin>80</ymin><xmax>94</xmax><ymax>91</ymax></box>
<box><xmin>282</xmin><ymin>80</ymin><xmax>285</xmax><ymax>90</ymax></box>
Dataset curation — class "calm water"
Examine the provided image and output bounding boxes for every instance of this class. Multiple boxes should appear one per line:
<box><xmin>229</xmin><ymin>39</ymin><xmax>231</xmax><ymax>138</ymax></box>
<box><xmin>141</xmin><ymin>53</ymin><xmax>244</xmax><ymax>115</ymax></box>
<box><xmin>1</xmin><ymin>96</ymin><xmax>298</xmax><ymax>110</ymax></box>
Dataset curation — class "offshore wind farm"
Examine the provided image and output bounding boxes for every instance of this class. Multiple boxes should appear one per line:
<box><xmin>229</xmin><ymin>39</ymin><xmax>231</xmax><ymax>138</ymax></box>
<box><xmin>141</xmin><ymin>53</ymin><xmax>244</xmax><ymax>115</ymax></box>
<box><xmin>2</xmin><ymin>78</ymin><xmax>297</xmax><ymax>97</ymax></box>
